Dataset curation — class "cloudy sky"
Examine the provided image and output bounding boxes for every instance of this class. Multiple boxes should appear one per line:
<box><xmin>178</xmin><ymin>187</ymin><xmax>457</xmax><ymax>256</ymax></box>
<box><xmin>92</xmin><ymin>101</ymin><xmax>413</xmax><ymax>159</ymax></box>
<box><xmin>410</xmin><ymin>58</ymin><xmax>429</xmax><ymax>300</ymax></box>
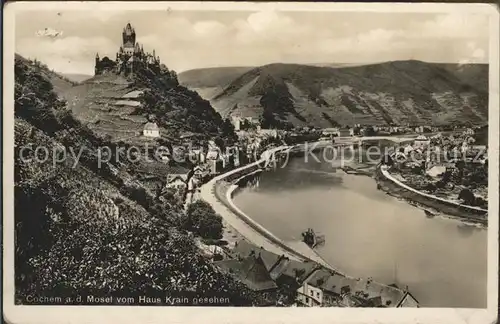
<box><xmin>15</xmin><ymin>9</ymin><xmax>490</xmax><ymax>75</ymax></box>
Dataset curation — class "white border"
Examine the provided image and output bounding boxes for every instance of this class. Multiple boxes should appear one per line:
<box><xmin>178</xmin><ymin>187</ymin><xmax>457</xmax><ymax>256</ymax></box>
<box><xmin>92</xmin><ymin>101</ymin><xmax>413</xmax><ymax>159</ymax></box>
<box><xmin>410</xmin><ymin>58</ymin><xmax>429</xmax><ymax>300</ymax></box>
<box><xmin>3</xmin><ymin>2</ymin><xmax>499</xmax><ymax>324</ymax></box>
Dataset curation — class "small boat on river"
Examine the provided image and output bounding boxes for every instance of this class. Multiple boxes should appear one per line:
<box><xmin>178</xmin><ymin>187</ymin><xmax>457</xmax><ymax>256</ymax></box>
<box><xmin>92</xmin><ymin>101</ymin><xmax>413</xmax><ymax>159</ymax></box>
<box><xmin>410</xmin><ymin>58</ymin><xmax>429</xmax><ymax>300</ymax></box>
<box><xmin>301</xmin><ymin>228</ymin><xmax>325</xmax><ymax>248</ymax></box>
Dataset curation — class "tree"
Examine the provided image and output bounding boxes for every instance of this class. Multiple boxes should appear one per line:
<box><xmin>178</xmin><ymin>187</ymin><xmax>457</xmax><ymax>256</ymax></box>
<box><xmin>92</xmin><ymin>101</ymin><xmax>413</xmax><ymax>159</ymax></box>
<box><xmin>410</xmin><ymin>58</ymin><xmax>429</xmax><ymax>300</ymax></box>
<box><xmin>458</xmin><ymin>188</ymin><xmax>476</xmax><ymax>205</ymax></box>
<box><xmin>183</xmin><ymin>201</ymin><xmax>223</xmax><ymax>239</ymax></box>
<box><xmin>425</xmin><ymin>183</ymin><xmax>437</xmax><ymax>193</ymax></box>
<box><xmin>222</xmin><ymin>118</ymin><xmax>237</xmax><ymax>141</ymax></box>
<box><xmin>364</xmin><ymin>126</ymin><xmax>377</xmax><ymax>137</ymax></box>
<box><xmin>213</xmin><ymin>136</ymin><xmax>225</xmax><ymax>152</ymax></box>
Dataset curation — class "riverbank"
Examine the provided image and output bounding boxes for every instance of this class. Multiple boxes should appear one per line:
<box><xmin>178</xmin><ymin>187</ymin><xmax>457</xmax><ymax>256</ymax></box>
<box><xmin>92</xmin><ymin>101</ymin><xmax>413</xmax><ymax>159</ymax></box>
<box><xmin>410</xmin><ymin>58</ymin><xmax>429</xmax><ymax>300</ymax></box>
<box><xmin>199</xmin><ymin>146</ymin><xmax>341</xmax><ymax>272</ymax></box>
<box><xmin>376</xmin><ymin>165</ymin><xmax>487</xmax><ymax>226</ymax></box>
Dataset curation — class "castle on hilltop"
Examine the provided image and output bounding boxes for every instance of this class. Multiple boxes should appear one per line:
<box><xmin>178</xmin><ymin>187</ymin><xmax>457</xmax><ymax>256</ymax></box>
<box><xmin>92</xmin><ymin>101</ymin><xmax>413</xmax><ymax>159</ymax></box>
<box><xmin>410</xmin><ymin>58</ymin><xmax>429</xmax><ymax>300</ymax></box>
<box><xmin>95</xmin><ymin>23</ymin><xmax>162</xmax><ymax>76</ymax></box>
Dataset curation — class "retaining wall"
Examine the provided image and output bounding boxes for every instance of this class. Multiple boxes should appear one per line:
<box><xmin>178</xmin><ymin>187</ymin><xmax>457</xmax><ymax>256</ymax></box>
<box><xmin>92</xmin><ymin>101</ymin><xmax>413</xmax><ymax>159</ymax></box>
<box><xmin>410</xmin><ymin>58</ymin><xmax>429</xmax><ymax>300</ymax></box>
<box><xmin>201</xmin><ymin>146</ymin><xmax>341</xmax><ymax>272</ymax></box>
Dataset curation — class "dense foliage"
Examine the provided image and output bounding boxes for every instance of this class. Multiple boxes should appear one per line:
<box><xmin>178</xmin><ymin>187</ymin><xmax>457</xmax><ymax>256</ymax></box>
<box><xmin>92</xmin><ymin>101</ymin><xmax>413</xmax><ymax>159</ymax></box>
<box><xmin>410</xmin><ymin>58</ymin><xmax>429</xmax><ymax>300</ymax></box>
<box><xmin>183</xmin><ymin>201</ymin><xmax>224</xmax><ymax>240</ymax></box>
<box><xmin>133</xmin><ymin>64</ymin><xmax>235</xmax><ymax>141</ymax></box>
<box><xmin>14</xmin><ymin>56</ymin><xmax>263</xmax><ymax>305</ymax></box>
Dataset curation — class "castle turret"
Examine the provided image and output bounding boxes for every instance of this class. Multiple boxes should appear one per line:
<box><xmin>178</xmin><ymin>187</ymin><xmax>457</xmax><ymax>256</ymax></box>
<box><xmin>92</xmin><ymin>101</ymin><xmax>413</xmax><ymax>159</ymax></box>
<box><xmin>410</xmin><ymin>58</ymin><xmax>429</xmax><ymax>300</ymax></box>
<box><xmin>122</xmin><ymin>23</ymin><xmax>136</xmax><ymax>55</ymax></box>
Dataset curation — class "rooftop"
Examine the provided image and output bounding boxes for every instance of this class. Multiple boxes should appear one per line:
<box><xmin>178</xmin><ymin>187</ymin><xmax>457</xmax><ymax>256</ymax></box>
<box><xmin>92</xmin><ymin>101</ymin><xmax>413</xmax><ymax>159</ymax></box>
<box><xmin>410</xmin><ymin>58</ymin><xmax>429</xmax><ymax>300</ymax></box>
<box><xmin>232</xmin><ymin>240</ymin><xmax>282</xmax><ymax>272</ymax></box>
<box><xmin>144</xmin><ymin>122</ymin><xmax>159</xmax><ymax>131</ymax></box>
<box><xmin>305</xmin><ymin>268</ymin><xmax>334</xmax><ymax>287</ymax></box>
<box><xmin>273</xmin><ymin>258</ymin><xmax>318</xmax><ymax>283</ymax></box>
<box><xmin>215</xmin><ymin>256</ymin><xmax>278</xmax><ymax>292</ymax></box>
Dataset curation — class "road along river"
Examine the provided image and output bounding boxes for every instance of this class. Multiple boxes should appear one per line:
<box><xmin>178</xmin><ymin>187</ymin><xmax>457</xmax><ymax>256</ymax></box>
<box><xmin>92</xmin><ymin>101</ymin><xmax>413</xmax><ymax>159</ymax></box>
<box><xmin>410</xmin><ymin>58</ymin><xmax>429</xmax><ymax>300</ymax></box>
<box><xmin>232</xmin><ymin>147</ymin><xmax>487</xmax><ymax>308</ymax></box>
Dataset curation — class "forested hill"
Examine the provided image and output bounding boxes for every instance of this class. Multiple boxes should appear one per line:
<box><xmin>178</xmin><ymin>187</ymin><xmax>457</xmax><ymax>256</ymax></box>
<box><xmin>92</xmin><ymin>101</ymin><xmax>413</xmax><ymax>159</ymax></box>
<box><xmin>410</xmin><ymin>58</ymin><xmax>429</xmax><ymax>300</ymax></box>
<box><xmin>182</xmin><ymin>61</ymin><xmax>488</xmax><ymax>129</ymax></box>
<box><xmin>13</xmin><ymin>55</ymin><xmax>258</xmax><ymax>304</ymax></box>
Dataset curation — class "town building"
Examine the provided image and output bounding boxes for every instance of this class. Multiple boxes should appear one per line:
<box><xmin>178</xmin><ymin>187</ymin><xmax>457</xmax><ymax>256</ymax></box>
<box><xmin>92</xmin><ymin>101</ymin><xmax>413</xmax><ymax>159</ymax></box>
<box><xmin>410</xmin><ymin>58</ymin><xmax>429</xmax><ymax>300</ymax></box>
<box><xmin>231</xmin><ymin>116</ymin><xmax>242</xmax><ymax>131</ymax></box>
<box><xmin>209</xmin><ymin>159</ymin><xmax>224</xmax><ymax>175</ymax></box>
<box><xmin>298</xmin><ymin>268</ymin><xmax>332</xmax><ymax>306</ymax></box>
<box><xmin>338</xmin><ymin>128</ymin><xmax>352</xmax><ymax>137</ymax></box>
<box><xmin>165</xmin><ymin>166</ymin><xmax>191</xmax><ymax>190</ymax></box>
<box><xmin>426</xmin><ymin>165</ymin><xmax>447</xmax><ymax>178</ymax></box>
<box><xmin>413</xmin><ymin>135</ymin><xmax>430</xmax><ymax>148</ymax></box>
<box><xmin>143</xmin><ymin>122</ymin><xmax>160</xmax><ymax>138</ymax></box>
<box><xmin>165</xmin><ymin>175</ymin><xmax>187</xmax><ymax>190</ymax></box>
<box><xmin>215</xmin><ymin>255</ymin><xmax>278</xmax><ymax>295</ymax></box>
<box><xmin>221</xmin><ymin>240</ymin><xmax>420</xmax><ymax>308</ymax></box>
<box><xmin>464</xmin><ymin>128</ymin><xmax>475</xmax><ymax>136</ymax></box>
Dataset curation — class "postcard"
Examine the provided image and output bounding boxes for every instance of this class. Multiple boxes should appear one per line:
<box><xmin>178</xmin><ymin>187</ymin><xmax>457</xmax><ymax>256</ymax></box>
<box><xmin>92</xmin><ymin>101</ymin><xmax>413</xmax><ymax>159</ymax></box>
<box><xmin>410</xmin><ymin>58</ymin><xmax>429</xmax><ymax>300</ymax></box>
<box><xmin>3</xmin><ymin>2</ymin><xmax>499</xmax><ymax>324</ymax></box>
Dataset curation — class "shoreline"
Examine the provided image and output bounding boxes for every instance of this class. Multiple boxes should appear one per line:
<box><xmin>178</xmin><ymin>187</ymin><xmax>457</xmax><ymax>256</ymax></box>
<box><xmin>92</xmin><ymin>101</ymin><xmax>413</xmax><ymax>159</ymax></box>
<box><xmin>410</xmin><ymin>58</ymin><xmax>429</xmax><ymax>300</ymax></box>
<box><xmin>199</xmin><ymin>144</ymin><xmax>423</xmax><ymax>303</ymax></box>
<box><xmin>375</xmin><ymin>165</ymin><xmax>487</xmax><ymax>226</ymax></box>
<box><xmin>199</xmin><ymin>146</ymin><xmax>343</xmax><ymax>273</ymax></box>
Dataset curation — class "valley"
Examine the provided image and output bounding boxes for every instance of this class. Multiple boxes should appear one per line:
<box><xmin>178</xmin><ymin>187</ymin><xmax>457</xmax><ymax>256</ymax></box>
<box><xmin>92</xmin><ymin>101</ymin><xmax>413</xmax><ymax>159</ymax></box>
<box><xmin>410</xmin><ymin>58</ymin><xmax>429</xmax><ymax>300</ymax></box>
<box><xmin>179</xmin><ymin>61</ymin><xmax>488</xmax><ymax>128</ymax></box>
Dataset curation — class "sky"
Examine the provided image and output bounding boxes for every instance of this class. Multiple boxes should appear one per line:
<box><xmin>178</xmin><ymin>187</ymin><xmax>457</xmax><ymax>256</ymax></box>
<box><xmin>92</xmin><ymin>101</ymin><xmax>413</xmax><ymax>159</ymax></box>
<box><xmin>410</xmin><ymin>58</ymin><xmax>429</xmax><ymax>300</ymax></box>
<box><xmin>14</xmin><ymin>9</ymin><xmax>490</xmax><ymax>75</ymax></box>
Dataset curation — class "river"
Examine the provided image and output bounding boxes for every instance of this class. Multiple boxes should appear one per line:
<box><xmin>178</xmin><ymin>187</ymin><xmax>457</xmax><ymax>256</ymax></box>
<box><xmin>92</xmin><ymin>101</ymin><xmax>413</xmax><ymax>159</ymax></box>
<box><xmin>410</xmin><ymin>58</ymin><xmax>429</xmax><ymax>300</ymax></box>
<box><xmin>232</xmin><ymin>148</ymin><xmax>487</xmax><ymax>308</ymax></box>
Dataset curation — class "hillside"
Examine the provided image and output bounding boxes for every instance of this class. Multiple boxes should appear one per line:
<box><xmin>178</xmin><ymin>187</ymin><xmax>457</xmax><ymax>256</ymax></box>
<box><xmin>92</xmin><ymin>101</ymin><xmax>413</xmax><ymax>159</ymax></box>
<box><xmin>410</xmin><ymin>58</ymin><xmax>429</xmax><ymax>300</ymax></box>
<box><xmin>15</xmin><ymin>54</ymin><xmax>77</xmax><ymax>94</ymax></box>
<box><xmin>179</xmin><ymin>66</ymin><xmax>254</xmax><ymax>88</ymax></box>
<box><xmin>54</xmin><ymin>61</ymin><xmax>234</xmax><ymax>145</ymax></box>
<box><xmin>178</xmin><ymin>67</ymin><xmax>254</xmax><ymax>101</ymax></box>
<box><xmin>186</xmin><ymin>61</ymin><xmax>488</xmax><ymax>128</ymax></box>
<box><xmin>60</xmin><ymin>73</ymin><xmax>93</xmax><ymax>83</ymax></box>
<box><xmin>13</xmin><ymin>55</ymin><xmax>260</xmax><ymax>304</ymax></box>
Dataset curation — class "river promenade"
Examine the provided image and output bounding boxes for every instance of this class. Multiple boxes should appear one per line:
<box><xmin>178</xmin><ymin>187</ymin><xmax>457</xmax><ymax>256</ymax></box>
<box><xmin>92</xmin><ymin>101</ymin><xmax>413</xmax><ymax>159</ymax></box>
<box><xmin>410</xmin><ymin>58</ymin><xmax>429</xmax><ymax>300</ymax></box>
<box><xmin>200</xmin><ymin>146</ymin><xmax>341</xmax><ymax>273</ymax></box>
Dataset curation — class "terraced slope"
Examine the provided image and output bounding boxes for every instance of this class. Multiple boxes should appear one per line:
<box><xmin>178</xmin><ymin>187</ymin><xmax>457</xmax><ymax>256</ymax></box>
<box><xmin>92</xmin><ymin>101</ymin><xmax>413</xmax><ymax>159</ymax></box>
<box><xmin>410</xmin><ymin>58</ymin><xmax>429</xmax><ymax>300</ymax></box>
<box><xmin>184</xmin><ymin>61</ymin><xmax>488</xmax><ymax>128</ymax></box>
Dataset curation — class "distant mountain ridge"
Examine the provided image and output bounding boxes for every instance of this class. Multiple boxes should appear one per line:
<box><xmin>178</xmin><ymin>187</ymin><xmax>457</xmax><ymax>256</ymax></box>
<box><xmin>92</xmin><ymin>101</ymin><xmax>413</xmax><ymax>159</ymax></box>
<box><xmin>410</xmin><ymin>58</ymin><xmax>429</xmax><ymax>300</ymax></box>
<box><xmin>60</xmin><ymin>73</ymin><xmax>93</xmax><ymax>83</ymax></box>
<box><xmin>180</xmin><ymin>60</ymin><xmax>488</xmax><ymax>128</ymax></box>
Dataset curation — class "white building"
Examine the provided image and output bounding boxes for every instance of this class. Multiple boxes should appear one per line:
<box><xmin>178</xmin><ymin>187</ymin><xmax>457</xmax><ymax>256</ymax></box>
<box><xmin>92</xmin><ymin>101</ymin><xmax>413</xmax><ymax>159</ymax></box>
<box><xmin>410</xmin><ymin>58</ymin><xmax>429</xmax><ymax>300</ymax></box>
<box><xmin>403</xmin><ymin>143</ymin><xmax>414</xmax><ymax>155</ymax></box>
<box><xmin>165</xmin><ymin>175</ymin><xmax>187</xmax><ymax>190</ymax></box>
<box><xmin>426</xmin><ymin>165</ymin><xmax>446</xmax><ymax>178</ymax></box>
<box><xmin>231</xmin><ymin>116</ymin><xmax>242</xmax><ymax>131</ymax></box>
<box><xmin>297</xmin><ymin>269</ymin><xmax>331</xmax><ymax>306</ymax></box>
<box><xmin>464</xmin><ymin>128</ymin><xmax>475</xmax><ymax>136</ymax></box>
<box><xmin>143</xmin><ymin>122</ymin><xmax>160</xmax><ymax>138</ymax></box>
<box><xmin>413</xmin><ymin>135</ymin><xmax>430</xmax><ymax>148</ymax></box>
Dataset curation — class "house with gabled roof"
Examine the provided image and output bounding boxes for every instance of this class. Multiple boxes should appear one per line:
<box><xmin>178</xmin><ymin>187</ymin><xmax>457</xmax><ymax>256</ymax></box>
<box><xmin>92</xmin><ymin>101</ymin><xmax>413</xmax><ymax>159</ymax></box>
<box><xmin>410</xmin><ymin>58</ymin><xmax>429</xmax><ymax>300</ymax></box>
<box><xmin>215</xmin><ymin>255</ymin><xmax>278</xmax><ymax>293</ymax></box>
<box><xmin>143</xmin><ymin>122</ymin><xmax>160</xmax><ymax>138</ymax></box>
<box><xmin>316</xmin><ymin>273</ymin><xmax>419</xmax><ymax>308</ymax></box>
<box><xmin>268</xmin><ymin>256</ymin><xmax>319</xmax><ymax>292</ymax></box>
<box><xmin>232</xmin><ymin>240</ymin><xmax>282</xmax><ymax>272</ymax></box>
<box><xmin>297</xmin><ymin>268</ymin><xmax>333</xmax><ymax>306</ymax></box>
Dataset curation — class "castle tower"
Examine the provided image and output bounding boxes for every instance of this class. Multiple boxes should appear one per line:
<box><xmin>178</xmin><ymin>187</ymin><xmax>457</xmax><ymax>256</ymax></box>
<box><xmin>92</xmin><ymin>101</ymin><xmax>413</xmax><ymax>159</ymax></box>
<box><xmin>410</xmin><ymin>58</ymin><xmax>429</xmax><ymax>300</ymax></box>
<box><xmin>122</xmin><ymin>23</ymin><xmax>136</xmax><ymax>55</ymax></box>
<box><xmin>94</xmin><ymin>53</ymin><xmax>101</xmax><ymax>75</ymax></box>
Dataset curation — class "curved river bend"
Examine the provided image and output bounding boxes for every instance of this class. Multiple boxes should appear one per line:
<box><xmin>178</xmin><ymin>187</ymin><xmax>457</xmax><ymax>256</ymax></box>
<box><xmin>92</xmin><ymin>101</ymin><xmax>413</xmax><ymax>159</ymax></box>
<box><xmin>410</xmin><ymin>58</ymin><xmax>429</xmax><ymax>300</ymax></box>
<box><xmin>233</xmin><ymin>151</ymin><xmax>487</xmax><ymax>308</ymax></box>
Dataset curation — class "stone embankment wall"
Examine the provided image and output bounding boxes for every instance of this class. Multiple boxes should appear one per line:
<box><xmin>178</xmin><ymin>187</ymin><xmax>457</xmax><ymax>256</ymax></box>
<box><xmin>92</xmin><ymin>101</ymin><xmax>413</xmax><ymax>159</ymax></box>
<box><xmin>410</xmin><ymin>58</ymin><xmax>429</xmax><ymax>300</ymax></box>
<box><xmin>200</xmin><ymin>146</ymin><xmax>340</xmax><ymax>272</ymax></box>
<box><xmin>378</xmin><ymin>166</ymin><xmax>487</xmax><ymax>224</ymax></box>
